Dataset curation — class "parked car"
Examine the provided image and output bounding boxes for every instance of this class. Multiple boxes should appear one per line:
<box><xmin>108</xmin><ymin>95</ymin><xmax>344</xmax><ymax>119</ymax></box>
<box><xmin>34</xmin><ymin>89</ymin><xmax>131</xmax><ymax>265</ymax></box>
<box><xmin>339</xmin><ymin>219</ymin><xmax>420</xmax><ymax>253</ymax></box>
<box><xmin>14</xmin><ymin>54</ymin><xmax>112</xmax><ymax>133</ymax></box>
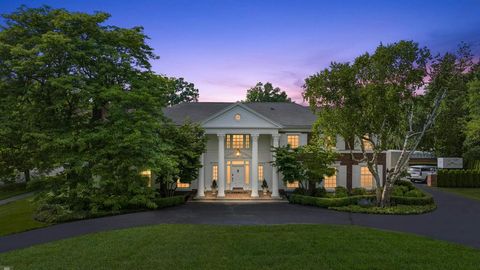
<box><xmin>407</xmin><ymin>165</ymin><xmax>437</xmax><ymax>183</ymax></box>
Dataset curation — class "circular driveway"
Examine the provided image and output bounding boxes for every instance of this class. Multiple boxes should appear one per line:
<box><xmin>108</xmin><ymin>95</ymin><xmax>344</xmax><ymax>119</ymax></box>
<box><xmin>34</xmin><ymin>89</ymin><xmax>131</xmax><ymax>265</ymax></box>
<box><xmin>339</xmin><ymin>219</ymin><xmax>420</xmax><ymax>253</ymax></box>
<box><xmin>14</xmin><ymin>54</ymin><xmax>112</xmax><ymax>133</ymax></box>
<box><xmin>1</xmin><ymin>185</ymin><xmax>479</xmax><ymax>252</ymax></box>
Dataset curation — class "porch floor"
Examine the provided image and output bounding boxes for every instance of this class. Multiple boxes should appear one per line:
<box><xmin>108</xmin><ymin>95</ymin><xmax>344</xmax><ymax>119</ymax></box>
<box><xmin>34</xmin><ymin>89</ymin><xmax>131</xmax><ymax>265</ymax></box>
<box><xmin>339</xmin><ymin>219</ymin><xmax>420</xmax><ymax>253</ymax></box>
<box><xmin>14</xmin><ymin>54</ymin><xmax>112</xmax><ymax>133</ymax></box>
<box><xmin>195</xmin><ymin>190</ymin><xmax>285</xmax><ymax>201</ymax></box>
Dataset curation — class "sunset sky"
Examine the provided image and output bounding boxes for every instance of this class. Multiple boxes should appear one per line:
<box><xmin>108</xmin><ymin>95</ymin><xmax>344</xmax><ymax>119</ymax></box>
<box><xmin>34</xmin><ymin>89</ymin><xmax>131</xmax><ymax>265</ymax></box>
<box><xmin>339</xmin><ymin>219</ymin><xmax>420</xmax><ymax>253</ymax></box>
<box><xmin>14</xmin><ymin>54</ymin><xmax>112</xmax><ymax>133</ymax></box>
<box><xmin>2</xmin><ymin>0</ymin><xmax>479</xmax><ymax>102</ymax></box>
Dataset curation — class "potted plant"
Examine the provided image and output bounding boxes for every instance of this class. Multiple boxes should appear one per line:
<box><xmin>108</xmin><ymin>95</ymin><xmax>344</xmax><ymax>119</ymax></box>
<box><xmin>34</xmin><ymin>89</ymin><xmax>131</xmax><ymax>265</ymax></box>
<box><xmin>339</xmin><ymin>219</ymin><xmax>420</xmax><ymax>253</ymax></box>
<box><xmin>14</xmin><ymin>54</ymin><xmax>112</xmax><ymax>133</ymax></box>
<box><xmin>211</xmin><ymin>180</ymin><xmax>218</xmax><ymax>195</ymax></box>
<box><xmin>261</xmin><ymin>179</ymin><xmax>268</xmax><ymax>195</ymax></box>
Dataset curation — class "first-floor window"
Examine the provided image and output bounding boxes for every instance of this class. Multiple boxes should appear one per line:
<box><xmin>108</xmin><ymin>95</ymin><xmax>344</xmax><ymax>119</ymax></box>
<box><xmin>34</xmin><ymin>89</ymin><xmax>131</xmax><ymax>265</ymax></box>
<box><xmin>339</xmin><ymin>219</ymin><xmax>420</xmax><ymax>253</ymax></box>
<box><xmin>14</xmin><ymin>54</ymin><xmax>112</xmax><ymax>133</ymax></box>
<box><xmin>360</xmin><ymin>166</ymin><xmax>373</xmax><ymax>188</ymax></box>
<box><xmin>212</xmin><ymin>165</ymin><xmax>218</xmax><ymax>181</ymax></box>
<box><xmin>258</xmin><ymin>164</ymin><xmax>264</xmax><ymax>182</ymax></box>
<box><xmin>324</xmin><ymin>172</ymin><xmax>337</xmax><ymax>188</ymax></box>
<box><xmin>177</xmin><ymin>179</ymin><xmax>190</xmax><ymax>188</ymax></box>
<box><xmin>287</xmin><ymin>181</ymin><xmax>299</xmax><ymax>188</ymax></box>
<box><xmin>140</xmin><ymin>170</ymin><xmax>152</xmax><ymax>187</ymax></box>
<box><xmin>287</xmin><ymin>135</ymin><xmax>300</xmax><ymax>149</ymax></box>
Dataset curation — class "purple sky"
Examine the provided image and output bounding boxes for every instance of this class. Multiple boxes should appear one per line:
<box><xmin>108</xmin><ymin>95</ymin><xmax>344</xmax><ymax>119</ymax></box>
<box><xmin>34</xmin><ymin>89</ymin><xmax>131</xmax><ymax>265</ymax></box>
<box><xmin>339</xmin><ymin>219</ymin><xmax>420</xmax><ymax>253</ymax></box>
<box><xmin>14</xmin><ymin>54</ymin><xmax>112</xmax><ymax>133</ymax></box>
<box><xmin>2</xmin><ymin>0</ymin><xmax>480</xmax><ymax>102</ymax></box>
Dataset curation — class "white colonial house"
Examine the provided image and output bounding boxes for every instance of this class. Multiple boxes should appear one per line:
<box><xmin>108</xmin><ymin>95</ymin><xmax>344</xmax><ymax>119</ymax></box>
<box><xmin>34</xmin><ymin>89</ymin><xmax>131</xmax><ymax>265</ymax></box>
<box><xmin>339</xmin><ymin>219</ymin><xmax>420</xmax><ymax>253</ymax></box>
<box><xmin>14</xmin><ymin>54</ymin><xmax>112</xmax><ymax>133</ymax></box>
<box><xmin>163</xmin><ymin>102</ymin><xmax>386</xmax><ymax>199</ymax></box>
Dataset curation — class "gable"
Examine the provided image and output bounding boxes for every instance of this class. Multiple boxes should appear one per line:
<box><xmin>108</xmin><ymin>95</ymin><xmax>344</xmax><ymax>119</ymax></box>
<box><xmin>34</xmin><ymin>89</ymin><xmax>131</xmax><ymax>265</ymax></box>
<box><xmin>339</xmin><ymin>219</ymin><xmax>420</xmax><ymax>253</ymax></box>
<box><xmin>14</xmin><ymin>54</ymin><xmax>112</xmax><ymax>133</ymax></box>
<box><xmin>202</xmin><ymin>104</ymin><xmax>282</xmax><ymax>129</ymax></box>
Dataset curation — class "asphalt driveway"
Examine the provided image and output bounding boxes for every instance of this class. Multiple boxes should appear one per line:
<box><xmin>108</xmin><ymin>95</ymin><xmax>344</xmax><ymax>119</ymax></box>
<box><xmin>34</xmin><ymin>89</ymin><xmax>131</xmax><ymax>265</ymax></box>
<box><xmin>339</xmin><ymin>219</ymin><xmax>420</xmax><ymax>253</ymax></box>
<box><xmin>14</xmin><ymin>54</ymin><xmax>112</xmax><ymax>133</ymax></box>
<box><xmin>1</xmin><ymin>185</ymin><xmax>479</xmax><ymax>252</ymax></box>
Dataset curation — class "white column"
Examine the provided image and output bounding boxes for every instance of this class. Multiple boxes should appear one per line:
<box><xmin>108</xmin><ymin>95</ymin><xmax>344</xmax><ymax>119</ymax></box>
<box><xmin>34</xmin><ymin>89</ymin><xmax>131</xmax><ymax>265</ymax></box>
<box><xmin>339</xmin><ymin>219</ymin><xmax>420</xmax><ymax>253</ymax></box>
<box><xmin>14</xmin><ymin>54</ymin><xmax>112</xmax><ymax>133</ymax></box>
<box><xmin>271</xmin><ymin>134</ymin><xmax>280</xmax><ymax>198</ymax></box>
<box><xmin>196</xmin><ymin>153</ymin><xmax>205</xmax><ymax>198</ymax></box>
<box><xmin>217</xmin><ymin>133</ymin><xmax>226</xmax><ymax>197</ymax></box>
<box><xmin>251</xmin><ymin>133</ymin><xmax>259</xmax><ymax>197</ymax></box>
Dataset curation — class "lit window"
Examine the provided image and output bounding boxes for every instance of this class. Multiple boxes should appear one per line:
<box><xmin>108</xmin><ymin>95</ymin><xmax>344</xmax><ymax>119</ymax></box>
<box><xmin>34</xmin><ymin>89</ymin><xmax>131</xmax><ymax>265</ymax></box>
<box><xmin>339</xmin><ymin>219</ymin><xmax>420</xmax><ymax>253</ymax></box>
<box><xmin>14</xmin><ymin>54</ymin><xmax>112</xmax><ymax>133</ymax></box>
<box><xmin>212</xmin><ymin>165</ymin><xmax>218</xmax><ymax>181</ymax></box>
<box><xmin>360</xmin><ymin>166</ymin><xmax>373</xmax><ymax>188</ymax></box>
<box><xmin>177</xmin><ymin>179</ymin><xmax>190</xmax><ymax>188</ymax></box>
<box><xmin>140</xmin><ymin>170</ymin><xmax>152</xmax><ymax>187</ymax></box>
<box><xmin>232</xmin><ymin>135</ymin><xmax>244</xmax><ymax>149</ymax></box>
<box><xmin>226</xmin><ymin>135</ymin><xmax>231</xmax><ymax>148</ymax></box>
<box><xmin>245</xmin><ymin>135</ymin><xmax>250</xmax><ymax>148</ymax></box>
<box><xmin>287</xmin><ymin>181</ymin><xmax>299</xmax><ymax>188</ymax></box>
<box><xmin>245</xmin><ymin>161</ymin><xmax>250</xmax><ymax>184</ymax></box>
<box><xmin>362</xmin><ymin>137</ymin><xmax>373</xmax><ymax>150</ymax></box>
<box><xmin>258</xmin><ymin>165</ymin><xmax>264</xmax><ymax>182</ymax></box>
<box><xmin>324</xmin><ymin>172</ymin><xmax>337</xmax><ymax>188</ymax></box>
<box><xmin>287</xmin><ymin>135</ymin><xmax>300</xmax><ymax>149</ymax></box>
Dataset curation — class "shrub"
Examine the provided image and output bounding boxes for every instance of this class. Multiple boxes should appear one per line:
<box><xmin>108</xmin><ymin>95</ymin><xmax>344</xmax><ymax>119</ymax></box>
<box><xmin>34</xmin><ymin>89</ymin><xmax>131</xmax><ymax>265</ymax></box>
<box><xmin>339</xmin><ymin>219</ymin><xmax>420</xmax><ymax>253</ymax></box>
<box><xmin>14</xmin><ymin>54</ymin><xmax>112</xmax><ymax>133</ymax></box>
<box><xmin>155</xmin><ymin>195</ymin><xmax>186</xmax><ymax>208</ymax></box>
<box><xmin>293</xmin><ymin>187</ymin><xmax>308</xmax><ymax>195</ymax></box>
<box><xmin>391</xmin><ymin>195</ymin><xmax>434</xmax><ymax>205</ymax></box>
<box><xmin>313</xmin><ymin>187</ymin><xmax>327</xmax><ymax>197</ymax></box>
<box><xmin>350</xmin><ymin>187</ymin><xmax>367</xmax><ymax>196</ymax></box>
<box><xmin>394</xmin><ymin>180</ymin><xmax>415</xmax><ymax>190</ymax></box>
<box><xmin>288</xmin><ymin>194</ymin><xmax>375</xmax><ymax>208</ymax></box>
<box><xmin>437</xmin><ymin>169</ymin><xmax>480</xmax><ymax>187</ymax></box>
<box><xmin>330</xmin><ymin>204</ymin><xmax>436</xmax><ymax>215</ymax></box>
<box><xmin>404</xmin><ymin>189</ymin><xmax>424</xmax><ymax>198</ymax></box>
<box><xmin>392</xmin><ymin>186</ymin><xmax>406</xmax><ymax>197</ymax></box>
<box><xmin>334</xmin><ymin>186</ymin><xmax>348</xmax><ymax>198</ymax></box>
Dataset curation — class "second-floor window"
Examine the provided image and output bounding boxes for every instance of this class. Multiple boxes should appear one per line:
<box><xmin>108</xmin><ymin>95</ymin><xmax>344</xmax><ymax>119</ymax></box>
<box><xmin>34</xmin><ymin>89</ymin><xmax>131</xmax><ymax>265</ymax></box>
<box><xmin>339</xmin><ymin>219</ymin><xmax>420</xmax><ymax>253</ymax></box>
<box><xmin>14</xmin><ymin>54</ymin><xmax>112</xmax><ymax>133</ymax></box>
<box><xmin>226</xmin><ymin>134</ymin><xmax>250</xmax><ymax>149</ymax></box>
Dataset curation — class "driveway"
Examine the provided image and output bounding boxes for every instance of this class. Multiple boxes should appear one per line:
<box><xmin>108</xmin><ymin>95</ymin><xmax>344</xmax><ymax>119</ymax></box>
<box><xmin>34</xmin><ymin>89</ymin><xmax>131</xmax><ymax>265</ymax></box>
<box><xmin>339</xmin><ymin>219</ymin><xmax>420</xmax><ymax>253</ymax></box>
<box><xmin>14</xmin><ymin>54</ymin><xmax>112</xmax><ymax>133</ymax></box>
<box><xmin>1</xmin><ymin>185</ymin><xmax>479</xmax><ymax>252</ymax></box>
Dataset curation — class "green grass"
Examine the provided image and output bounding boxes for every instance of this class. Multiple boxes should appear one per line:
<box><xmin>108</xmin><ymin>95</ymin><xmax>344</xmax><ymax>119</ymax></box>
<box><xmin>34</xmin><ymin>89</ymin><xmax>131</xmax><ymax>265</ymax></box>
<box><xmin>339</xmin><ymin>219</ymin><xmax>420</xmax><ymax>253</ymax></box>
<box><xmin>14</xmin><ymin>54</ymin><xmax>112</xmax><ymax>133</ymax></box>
<box><xmin>0</xmin><ymin>183</ymin><xmax>28</xmax><ymax>200</ymax></box>
<box><xmin>0</xmin><ymin>198</ymin><xmax>48</xmax><ymax>236</ymax></box>
<box><xmin>0</xmin><ymin>224</ymin><xmax>479</xmax><ymax>270</ymax></box>
<box><xmin>439</xmin><ymin>188</ymin><xmax>480</xmax><ymax>201</ymax></box>
<box><xmin>330</xmin><ymin>203</ymin><xmax>436</xmax><ymax>214</ymax></box>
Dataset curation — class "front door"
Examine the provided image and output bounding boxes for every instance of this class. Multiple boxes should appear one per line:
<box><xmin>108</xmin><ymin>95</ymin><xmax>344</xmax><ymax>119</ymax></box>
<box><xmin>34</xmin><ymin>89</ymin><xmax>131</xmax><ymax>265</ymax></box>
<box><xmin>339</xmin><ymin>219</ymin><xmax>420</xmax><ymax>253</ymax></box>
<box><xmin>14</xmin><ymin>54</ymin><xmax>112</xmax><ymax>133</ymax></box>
<box><xmin>231</xmin><ymin>165</ymin><xmax>244</xmax><ymax>189</ymax></box>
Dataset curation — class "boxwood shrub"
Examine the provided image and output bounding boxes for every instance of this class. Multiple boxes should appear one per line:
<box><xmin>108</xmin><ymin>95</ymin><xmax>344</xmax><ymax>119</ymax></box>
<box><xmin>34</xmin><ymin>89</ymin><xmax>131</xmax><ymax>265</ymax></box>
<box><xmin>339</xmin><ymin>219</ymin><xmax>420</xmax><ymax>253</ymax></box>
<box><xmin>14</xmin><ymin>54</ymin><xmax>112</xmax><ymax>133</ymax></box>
<box><xmin>437</xmin><ymin>169</ymin><xmax>480</xmax><ymax>188</ymax></box>
<box><xmin>289</xmin><ymin>194</ymin><xmax>376</xmax><ymax>208</ymax></box>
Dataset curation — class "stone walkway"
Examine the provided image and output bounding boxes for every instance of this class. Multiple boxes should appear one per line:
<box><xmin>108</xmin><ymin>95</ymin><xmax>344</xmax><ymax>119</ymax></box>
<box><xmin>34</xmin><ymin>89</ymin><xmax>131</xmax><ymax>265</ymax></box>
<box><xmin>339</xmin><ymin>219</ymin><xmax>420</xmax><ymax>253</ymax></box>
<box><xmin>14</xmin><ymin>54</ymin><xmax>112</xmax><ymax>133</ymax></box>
<box><xmin>1</xmin><ymin>185</ymin><xmax>479</xmax><ymax>253</ymax></box>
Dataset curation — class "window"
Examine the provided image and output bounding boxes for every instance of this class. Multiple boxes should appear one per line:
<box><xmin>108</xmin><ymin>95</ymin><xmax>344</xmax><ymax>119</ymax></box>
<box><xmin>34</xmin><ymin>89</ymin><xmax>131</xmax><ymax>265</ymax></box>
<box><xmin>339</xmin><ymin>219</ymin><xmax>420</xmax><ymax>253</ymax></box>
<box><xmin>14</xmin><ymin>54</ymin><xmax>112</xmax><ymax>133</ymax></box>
<box><xmin>140</xmin><ymin>170</ymin><xmax>152</xmax><ymax>187</ymax></box>
<box><xmin>324</xmin><ymin>172</ymin><xmax>337</xmax><ymax>188</ymax></box>
<box><xmin>360</xmin><ymin>166</ymin><xmax>373</xmax><ymax>188</ymax></box>
<box><xmin>212</xmin><ymin>165</ymin><xmax>218</xmax><ymax>181</ymax></box>
<box><xmin>287</xmin><ymin>135</ymin><xmax>300</xmax><ymax>149</ymax></box>
<box><xmin>226</xmin><ymin>135</ymin><xmax>231</xmax><ymax>148</ymax></box>
<box><xmin>258</xmin><ymin>165</ymin><xmax>264</xmax><ymax>182</ymax></box>
<box><xmin>177</xmin><ymin>179</ymin><xmax>190</xmax><ymax>188</ymax></box>
<box><xmin>287</xmin><ymin>181</ymin><xmax>299</xmax><ymax>188</ymax></box>
<box><xmin>226</xmin><ymin>134</ymin><xmax>250</xmax><ymax>149</ymax></box>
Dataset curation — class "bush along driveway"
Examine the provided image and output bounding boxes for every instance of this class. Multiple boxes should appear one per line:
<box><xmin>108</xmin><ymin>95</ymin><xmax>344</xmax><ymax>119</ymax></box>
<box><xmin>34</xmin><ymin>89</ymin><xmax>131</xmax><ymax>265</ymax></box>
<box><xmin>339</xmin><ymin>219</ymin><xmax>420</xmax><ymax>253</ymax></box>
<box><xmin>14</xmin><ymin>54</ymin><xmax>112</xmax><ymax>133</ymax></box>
<box><xmin>0</xmin><ymin>185</ymin><xmax>480</xmax><ymax>252</ymax></box>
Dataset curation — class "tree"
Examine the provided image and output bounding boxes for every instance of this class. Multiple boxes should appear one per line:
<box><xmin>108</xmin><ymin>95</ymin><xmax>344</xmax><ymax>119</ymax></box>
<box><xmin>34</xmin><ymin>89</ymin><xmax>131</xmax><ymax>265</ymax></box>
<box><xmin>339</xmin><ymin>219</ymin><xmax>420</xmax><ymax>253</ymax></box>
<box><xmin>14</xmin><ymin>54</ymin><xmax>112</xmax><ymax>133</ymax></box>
<box><xmin>166</xmin><ymin>77</ymin><xmax>199</xmax><ymax>106</ymax></box>
<box><xmin>303</xmin><ymin>41</ymin><xmax>450</xmax><ymax>207</ymax></box>
<box><xmin>420</xmin><ymin>44</ymin><xmax>474</xmax><ymax>157</ymax></box>
<box><xmin>157</xmin><ymin>122</ymin><xmax>206</xmax><ymax>197</ymax></box>
<box><xmin>245</xmin><ymin>82</ymin><xmax>292</xmax><ymax>102</ymax></box>
<box><xmin>463</xmin><ymin>65</ymin><xmax>480</xmax><ymax>167</ymax></box>
<box><xmin>0</xmin><ymin>6</ymin><xmax>184</xmax><ymax>221</ymax></box>
<box><xmin>272</xmin><ymin>138</ymin><xmax>336</xmax><ymax>191</ymax></box>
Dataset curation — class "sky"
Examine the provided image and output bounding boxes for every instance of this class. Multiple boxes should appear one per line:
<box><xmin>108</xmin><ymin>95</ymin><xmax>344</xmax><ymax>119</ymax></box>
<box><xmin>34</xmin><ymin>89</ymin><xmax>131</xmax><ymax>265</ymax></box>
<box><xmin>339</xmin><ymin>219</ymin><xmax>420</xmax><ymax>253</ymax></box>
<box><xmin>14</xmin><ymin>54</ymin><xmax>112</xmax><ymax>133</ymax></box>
<box><xmin>1</xmin><ymin>0</ymin><xmax>480</xmax><ymax>103</ymax></box>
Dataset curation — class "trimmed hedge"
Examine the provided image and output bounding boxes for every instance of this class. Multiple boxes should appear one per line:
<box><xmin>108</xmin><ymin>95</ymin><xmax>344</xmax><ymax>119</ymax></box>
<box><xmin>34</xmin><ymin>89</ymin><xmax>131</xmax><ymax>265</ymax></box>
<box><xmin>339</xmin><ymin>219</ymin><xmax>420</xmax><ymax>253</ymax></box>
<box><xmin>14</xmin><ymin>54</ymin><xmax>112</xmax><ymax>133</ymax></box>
<box><xmin>437</xmin><ymin>169</ymin><xmax>480</xmax><ymax>188</ymax></box>
<box><xmin>289</xmin><ymin>194</ymin><xmax>375</xmax><ymax>208</ymax></box>
<box><xmin>390</xmin><ymin>195</ymin><xmax>434</xmax><ymax>205</ymax></box>
<box><xmin>155</xmin><ymin>195</ymin><xmax>187</xmax><ymax>209</ymax></box>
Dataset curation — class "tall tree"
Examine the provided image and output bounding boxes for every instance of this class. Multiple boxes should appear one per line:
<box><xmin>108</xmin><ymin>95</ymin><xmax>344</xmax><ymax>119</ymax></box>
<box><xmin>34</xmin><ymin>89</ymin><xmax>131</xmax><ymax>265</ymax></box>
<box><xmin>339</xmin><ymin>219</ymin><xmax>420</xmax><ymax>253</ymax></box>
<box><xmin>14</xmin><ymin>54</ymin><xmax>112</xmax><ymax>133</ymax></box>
<box><xmin>420</xmin><ymin>44</ymin><xmax>474</xmax><ymax>157</ymax></box>
<box><xmin>303</xmin><ymin>41</ymin><xmax>449</xmax><ymax>207</ymax></box>
<box><xmin>0</xmin><ymin>6</ymin><xmax>181</xmax><ymax>221</ymax></box>
<box><xmin>463</xmin><ymin>64</ymin><xmax>480</xmax><ymax>167</ymax></box>
<box><xmin>245</xmin><ymin>82</ymin><xmax>292</xmax><ymax>102</ymax></box>
<box><xmin>166</xmin><ymin>77</ymin><xmax>199</xmax><ymax>106</ymax></box>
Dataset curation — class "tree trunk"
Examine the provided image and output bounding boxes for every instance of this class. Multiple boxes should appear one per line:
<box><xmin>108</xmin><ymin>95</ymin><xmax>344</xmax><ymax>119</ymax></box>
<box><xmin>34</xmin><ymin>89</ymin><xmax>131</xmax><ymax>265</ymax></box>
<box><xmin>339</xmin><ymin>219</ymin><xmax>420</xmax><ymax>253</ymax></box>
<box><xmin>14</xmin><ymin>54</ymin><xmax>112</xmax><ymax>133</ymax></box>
<box><xmin>24</xmin><ymin>169</ymin><xmax>31</xmax><ymax>182</ymax></box>
<box><xmin>308</xmin><ymin>180</ymin><xmax>316</xmax><ymax>195</ymax></box>
<box><xmin>380</xmin><ymin>183</ymin><xmax>393</xmax><ymax>207</ymax></box>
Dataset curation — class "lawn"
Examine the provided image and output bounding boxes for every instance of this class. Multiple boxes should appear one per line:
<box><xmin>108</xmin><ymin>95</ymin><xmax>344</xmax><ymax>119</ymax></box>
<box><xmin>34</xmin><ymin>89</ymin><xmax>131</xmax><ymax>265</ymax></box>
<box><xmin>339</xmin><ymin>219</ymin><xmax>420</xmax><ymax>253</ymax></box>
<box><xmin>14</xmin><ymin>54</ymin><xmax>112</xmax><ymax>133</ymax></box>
<box><xmin>0</xmin><ymin>183</ymin><xmax>28</xmax><ymax>200</ymax></box>
<box><xmin>0</xmin><ymin>224</ymin><xmax>479</xmax><ymax>270</ymax></box>
<box><xmin>0</xmin><ymin>198</ymin><xmax>48</xmax><ymax>236</ymax></box>
<box><xmin>439</xmin><ymin>188</ymin><xmax>480</xmax><ymax>201</ymax></box>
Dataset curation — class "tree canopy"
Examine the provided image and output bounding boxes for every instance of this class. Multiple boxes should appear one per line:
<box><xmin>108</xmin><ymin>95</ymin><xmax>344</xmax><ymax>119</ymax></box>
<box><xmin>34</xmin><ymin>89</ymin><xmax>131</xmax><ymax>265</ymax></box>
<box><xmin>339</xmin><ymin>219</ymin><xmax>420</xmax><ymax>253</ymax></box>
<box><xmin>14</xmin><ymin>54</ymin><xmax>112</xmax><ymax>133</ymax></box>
<box><xmin>245</xmin><ymin>82</ymin><xmax>292</xmax><ymax>102</ymax></box>
<box><xmin>0</xmin><ymin>6</ymin><xmax>205</xmax><ymax>221</ymax></box>
<box><xmin>303</xmin><ymin>40</ymin><xmax>450</xmax><ymax>207</ymax></box>
<box><xmin>166</xmin><ymin>77</ymin><xmax>199</xmax><ymax>106</ymax></box>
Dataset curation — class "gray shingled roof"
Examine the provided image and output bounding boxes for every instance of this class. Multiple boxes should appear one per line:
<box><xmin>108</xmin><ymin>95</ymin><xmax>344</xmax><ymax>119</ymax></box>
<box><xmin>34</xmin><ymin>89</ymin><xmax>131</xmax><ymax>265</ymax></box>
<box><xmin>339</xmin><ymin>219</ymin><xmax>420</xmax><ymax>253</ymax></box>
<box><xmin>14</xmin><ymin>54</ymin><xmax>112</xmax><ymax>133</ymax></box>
<box><xmin>162</xmin><ymin>102</ymin><xmax>317</xmax><ymax>129</ymax></box>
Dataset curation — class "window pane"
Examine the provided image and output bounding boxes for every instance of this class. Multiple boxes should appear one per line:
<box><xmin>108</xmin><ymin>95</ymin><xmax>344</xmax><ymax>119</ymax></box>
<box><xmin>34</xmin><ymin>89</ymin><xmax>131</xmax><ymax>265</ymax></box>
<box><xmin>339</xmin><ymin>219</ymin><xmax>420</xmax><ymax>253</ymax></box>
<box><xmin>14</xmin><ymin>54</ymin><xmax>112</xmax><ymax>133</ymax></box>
<box><xmin>258</xmin><ymin>165</ymin><xmax>264</xmax><ymax>182</ymax></box>
<box><xmin>362</xmin><ymin>137</ymin><xmax>373</xmax><ymax>150</ymax></box>
<box><xmin>245</xmin><ymin>135</ymin><xmax>250</xmax><ymax>148</ymax></box>
<box><xmin>232</xmin><ymin>134</ymin><xmax>244</xmax><ymax>148</ymax></box>
<box><xmin>226</xmin><ymin>135</ymin><xmax>231</xmax><ymax>149</ymax></box>
<box><xmin>360</xmin><ymin>166</ymin><xmax>373</xmax><ymax>188</ymax></box>
<box><xmin>287</xmin><ymin>181</ymin><xmax>299</xmax><ymax>188</ymax></box>
<box><xmin>324</xmin><ymin>172</ymin><xmax>337</xmax><ymax>188</ymax></box>
<box><xmin>177</xmin><ymin>179</ymin><xmax>190</xmax><ymax>188</ymax></box>
<box><xmin>287</xmin><ymin>135</ymin><xmax>299</xmax><ymax>149</ymax></box>
<box><xmin>213</xmin><ymin>165</ymin><xmax>218</xmax><ymax>181</ymax></box>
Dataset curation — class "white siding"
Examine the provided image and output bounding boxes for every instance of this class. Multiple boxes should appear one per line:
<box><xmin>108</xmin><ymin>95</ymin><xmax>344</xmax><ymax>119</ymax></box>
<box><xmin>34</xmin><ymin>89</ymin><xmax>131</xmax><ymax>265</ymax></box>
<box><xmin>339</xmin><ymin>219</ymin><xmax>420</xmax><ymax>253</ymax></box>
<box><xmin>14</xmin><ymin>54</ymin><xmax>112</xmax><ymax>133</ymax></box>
<box><xmin>352</xmin><ymin>165</ymin><xmax>361</xmax><ymax>188</ymax></box>
<box><xmin>337</xmin><ymin>165</ymin><xmax>347</xmax><ymax>188</ymax></box>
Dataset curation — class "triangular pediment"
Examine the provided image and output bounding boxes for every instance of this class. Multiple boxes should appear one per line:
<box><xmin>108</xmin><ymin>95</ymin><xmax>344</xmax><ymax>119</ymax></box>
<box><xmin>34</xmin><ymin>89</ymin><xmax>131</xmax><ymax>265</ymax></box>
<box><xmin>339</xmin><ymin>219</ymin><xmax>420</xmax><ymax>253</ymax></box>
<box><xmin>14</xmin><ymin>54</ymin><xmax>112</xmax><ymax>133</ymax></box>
<box><xmin>202</xmin><ymin>103</ymin><xmax>282</xmax><ymax>129</ymax></box>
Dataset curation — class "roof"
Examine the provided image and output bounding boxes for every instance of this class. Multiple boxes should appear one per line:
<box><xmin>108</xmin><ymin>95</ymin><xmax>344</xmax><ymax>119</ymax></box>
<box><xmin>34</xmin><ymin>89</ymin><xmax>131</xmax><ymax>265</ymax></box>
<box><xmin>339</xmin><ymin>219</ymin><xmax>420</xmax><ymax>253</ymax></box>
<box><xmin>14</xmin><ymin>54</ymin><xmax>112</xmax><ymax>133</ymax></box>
<box><xmin>162</xmin><ymin>102</ymin><xmax>317</xmax><ymax>129</ymax></box>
